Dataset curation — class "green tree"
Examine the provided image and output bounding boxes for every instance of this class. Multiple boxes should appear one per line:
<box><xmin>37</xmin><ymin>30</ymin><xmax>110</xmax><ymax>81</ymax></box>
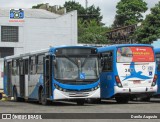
<box><xmin>64</xmin><ymin>1</ymin><xmax>103</xmax><ymax>25</ymax></box>
<box><xmin>78</xmin><ymin>19</ymin><xmax>109</xmax><ymax>44</ymax></box>
<box><xmin>32</xmin><ymin>3</ymin><xmax>44</xmax><ymax>9</ymax></box>
<box><xmin>86</xmin><ymin>5</ymin><xmax>103</xmax><ymax>25</ymax></box>
<box><xmin>64</xmin><ymin>1</ymin><xmax>107</xmax><ymax>44</ymax></box>
<box><xmin>134</xmin><ymin>2</ymin><xmax>160</xmax><ymax>43</ymax></box>
<box><xmin>113</xmin><ymin>0</ymin><xmax>147</xmax><ymax>27</ymax></box>
<box><xmin>64</xmin><ymin>1</ymin><xmax>85</xmax><ymax>15</ymax></box>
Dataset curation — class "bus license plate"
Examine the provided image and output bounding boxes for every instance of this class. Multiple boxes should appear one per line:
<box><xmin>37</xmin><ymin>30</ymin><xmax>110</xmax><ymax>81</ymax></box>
<box><xmin>133</xmin><ymin>80</ymin><xmax>141</xmax><ymax>84</ymax></box>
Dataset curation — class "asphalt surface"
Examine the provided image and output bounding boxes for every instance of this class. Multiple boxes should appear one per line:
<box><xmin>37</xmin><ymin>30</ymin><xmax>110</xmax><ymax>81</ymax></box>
<box><xmin>0</xmin><ymin>98</ymin><xmax>160</xmax><ymax>121</ymax></box>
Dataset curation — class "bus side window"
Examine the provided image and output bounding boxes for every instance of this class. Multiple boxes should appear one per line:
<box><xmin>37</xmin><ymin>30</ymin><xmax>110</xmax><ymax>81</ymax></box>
<box><xmin>12</xmin><ymin>60</ymin><xmax>17</xmax><ymax>76</ymax></box>
<box><xmin>4</xmin><ymin>61</ymin><xmax>7</xmax><ymax>76</ymax></box>
<box><xmin>30</xmin><ymin>56</ymin><xmax>36</xmax><ymax>74</ymax></box>
<box><xmin>24</xmin><ymin>59</ymin><xmax>29</xmax><ymax>75</ymax></box>
<box><xmin>102</xmin><ymin>51</ymin><xmax>113</xmax><ymax>72</ymax></box>
<box><xmin>20</xmin><ymin>60</ymin><xmax>24</xmax><ymax>75</ymax></box>
<box><xmin>156</xmin><ymin>53</ymin><xmax>160</xmax><ymax>71</ymax></box>
<box><xmin>37</xmin><ymin>55</ymin><xmax>44</xmax><ymax>74</ymax></box>
<box><xmin>16</xmin><ymin>60</ymin><xmax>19</xmax><ymax>75</ymax></box>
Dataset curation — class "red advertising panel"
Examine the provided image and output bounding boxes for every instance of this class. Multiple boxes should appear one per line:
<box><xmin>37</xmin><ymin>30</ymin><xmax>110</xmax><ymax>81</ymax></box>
<box><xmin>117</xmin><ymin>46</ymin><xmax>154</xmax><ymax>62</ymax></box>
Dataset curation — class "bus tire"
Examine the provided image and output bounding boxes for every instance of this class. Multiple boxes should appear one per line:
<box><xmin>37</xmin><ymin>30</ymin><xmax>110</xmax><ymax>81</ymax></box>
<box><xmin>115</xmin><ymin>97</ymin><xmax>129</xmax><ymax>104</ymax></box>
<box><xmin>38</xmin><ymin>87</ymin><xmax>43</xmax><ymax>104</ymax></box>
<box><xmin>13</xmin><ymin>87</ymin><xmax>19</xmax><ymax>102</ymax></box>
<box><xmin>93</xmin><ymin>98</ymin><xmax>101</xmax><ymax>103</ymax></box>
<box><xmin>40</xmin><ymin>88</ymin><xmax>49</xmax><ymax>105</ymax></box>
<box><xmin>77</xmin><ymin>100</ymin><xmax>85</xmax><ymax>105</ymax></box>
<box><xmin>0</xmin><ymin>93</ymin><xmax>2</xmax><ymax>100</ymax></box>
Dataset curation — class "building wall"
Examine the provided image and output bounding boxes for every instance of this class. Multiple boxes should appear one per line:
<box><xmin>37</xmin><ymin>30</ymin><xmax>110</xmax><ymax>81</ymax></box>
<box><xmin>0</xmin><ymin>10</ymin><xmax>77</xmax><ymax>55</ymax></box>
<box><xmin>0</xmin><ymin>17</ymin><xmax>24</xmax><ymax>55</ymax></box>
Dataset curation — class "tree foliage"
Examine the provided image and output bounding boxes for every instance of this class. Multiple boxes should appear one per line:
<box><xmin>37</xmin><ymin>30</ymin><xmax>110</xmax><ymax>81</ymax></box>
<box><xmin>32</xmin><ymin>3</ymin><xmax>44</xmax><ymax>9</ymax></box>
<box><xmin>85</xmin><ymin>5</ymin><xmax>103</xmax><ymax>25</ymax></box>
<box><xmin>64</xmin><ymin>1</ymin><xmax>107</xmax><ymax>44</ymax></box>
<box><xmin>64</xmin><ymin>1</ymin><xmax>103</xmax><ymax>25</ymax></box>
<box><xmin>134</xmin><ymin>2</ymin><xmax>160</xmax><ymax>43</ymax></box>
<box><xmin>64</xmin><ymin>1</ymin><xmax>85</xmax><ymax>15</ymax></box>
<box><xmin>113</xmin><ymin>0</ymin><xmax>147</xmax><ymax>27</ymax></box>
<box><xmin>78</xmin><ymin>19</ymin><xmax>109</xmax><ymax>44</ymax></box>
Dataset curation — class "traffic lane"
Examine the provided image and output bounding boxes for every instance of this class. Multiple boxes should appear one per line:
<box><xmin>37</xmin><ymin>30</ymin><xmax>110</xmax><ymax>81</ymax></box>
<box><xmin>0</xmin><ymin>98</ymin><xmax>160</xmax><ymax>113</ymax></box>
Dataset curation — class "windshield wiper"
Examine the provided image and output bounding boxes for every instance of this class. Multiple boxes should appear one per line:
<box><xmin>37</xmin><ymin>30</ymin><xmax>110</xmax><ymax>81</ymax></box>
<box><xmin>81</xmin><ymin>55</ymin><xmax>90</xmax><ymax>67</ymax></box>
<box><xmin>63</xmin><ymin>55</ymin><xmax>78</xmax><ymax>67</ymax></box>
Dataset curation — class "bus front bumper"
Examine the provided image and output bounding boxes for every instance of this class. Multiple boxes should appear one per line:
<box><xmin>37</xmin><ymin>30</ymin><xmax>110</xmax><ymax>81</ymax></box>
<box><xmin>53</xmin><ymin>88</ymin><xmax>100</xmax><ymax>100</ymax></box>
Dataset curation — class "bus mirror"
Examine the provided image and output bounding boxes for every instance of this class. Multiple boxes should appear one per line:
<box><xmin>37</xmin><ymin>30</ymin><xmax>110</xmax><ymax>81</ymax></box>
<box><xmin>53</xmin><ymin>60</ymin><xmax>57</xmax><ymax>66</ymax></box>
<box><xmin>53</xmin><ymin>60</ymin><xmax>57</xmax><ymax>69</ymax></box>
<box><xmin>77</xmin><ymin>59</ymin><xmax>81</xmax><ymax>67</ymax></box>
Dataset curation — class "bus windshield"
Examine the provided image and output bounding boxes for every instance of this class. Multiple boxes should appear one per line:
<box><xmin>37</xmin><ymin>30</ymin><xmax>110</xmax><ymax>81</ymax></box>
<box><xmin>54</xmin><ymin>56</ymin><xmax>99</xmax><ymax>80</ymax></box>
<box><xmin>117</xmin><ymin>46</ymin><xmax>155</xmax><ymax>63</ymax></box>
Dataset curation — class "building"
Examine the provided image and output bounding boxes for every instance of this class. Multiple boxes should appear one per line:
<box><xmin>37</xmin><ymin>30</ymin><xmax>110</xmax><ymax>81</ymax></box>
<box><xmin>107</xmin><ymin>24</ymin><xmax>138</xmax><ymax>44</ymax></box>
<box><xmin>0</xmin><ymin>8</ymin><xmax>77</xmax><ymax>58</ymax></box>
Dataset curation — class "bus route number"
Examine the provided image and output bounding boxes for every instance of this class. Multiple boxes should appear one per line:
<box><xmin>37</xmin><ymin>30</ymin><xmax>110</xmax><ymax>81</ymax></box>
<box><xmin>125</xmin><ymin>68</ymin><xmax>134</xmax><ymax>73</ymax></box>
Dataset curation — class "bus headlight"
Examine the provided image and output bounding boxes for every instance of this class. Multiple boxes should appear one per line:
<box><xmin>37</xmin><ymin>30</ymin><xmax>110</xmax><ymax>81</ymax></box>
<box><xmin>93</xmin><ymin>84</ymin><xmax>100</xmax><ymax>90</ymax></box>
<box><xmin>54</xmin><ymin>84</ymin><xmax>64</xmax><ymax>91</ymax></box>
<box><xmin>54</xmin><ymin>83</ymin><xmax>59</xmax><ymax>89</ymax></box>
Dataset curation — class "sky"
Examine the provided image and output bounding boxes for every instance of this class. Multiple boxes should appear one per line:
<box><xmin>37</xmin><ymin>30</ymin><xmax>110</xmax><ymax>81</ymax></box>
<box><xmin>0</xmin><ymin>0</ymin><xmax>159</xmax><ymax>26</ymax></box>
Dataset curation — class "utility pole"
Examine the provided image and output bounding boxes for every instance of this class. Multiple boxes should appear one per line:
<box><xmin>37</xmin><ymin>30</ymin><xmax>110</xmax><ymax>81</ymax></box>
<box><xmin>85</xmin><ymin>0</ymin><xmax>88</xmax><ymax>9</ymax></box>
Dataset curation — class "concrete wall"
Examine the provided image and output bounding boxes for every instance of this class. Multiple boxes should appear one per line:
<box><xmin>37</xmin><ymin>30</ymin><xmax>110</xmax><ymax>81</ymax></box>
<box><xmin>0</xmin><ymin>10</ymin><xmax>77</xmax><ymax>55</ymax></box>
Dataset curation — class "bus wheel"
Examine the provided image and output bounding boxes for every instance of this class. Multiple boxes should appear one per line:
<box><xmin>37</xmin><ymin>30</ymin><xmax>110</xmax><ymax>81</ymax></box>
<box><xmin>38</xmin><ymin>88</ymin><xmax>42</xmax><ymax>104</ymax></box>
<box><xmin>13</xmin><ymin>87</ymin><xmax>18</xmax><ymax>102</ymax></box>
<box><xmin>115</xmin><ymin>97</ymin><xmax>129</xmax><ymax>104</ymax></box>
<box><xmin>40</xmin><ymin>89</ymin><xmax>49</xmax><ymax>105</ymax></box>
<box><xmin>77</xmin><ymin>100</ymin><xmax>85</xmax><ymax>105</ymax></box>
<box><xmin>0</xmin><ymin>93</ymin><xmax>2</xmax><ymax>100</ymax></box>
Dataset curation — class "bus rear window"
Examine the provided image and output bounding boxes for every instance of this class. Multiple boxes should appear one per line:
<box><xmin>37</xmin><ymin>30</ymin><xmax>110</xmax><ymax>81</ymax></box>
<box><xmin>117</xmin><ymin>46</ymin><xmax>154</xmax><ymax>62</ymax></box>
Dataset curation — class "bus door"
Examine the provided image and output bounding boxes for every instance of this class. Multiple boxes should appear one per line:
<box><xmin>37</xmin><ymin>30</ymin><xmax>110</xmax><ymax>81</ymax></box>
<box><xmin>19</xmin><ymin>60</ymin><xmax>25</xmax><ymax>97</ymax></box>
<box><xmin>43</xmin><ymin>55</ymin><xmax>52</xmax><ymax>98</ymax></box>
<box><xmin>101</xmin><ymin>51</ymin><xmax>114</xmax><ymax>98</ymax></box>
<box><xmin>24</xmin><ymin>58</ymin><xmax>29</xmax><ymax>99</ymax></box>
<box><xmin>6</xmin><ymin>61</ymin><xmax>12</xmax><ymax>96</ymax></box>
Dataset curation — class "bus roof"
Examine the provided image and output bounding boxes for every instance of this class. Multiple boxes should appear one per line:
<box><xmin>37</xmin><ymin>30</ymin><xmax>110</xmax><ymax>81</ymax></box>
<box><xmin>49</xmin><ymin>45</ymin><xmax>96</xmax><ymax>53</ymax></box>
<box><xmin>4</xmin><ymin>45</ymin><xmax>96</xmax><ymax>60</ymax></box>
<box><xmin>97</xmin><ymin>44</ymin><xmax>153</xmax><ymax>52</ymax></box>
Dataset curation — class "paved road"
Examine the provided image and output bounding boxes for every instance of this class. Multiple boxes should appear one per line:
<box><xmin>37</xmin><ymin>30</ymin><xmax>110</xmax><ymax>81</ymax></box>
<box><xmin>0</xmin><ymin>98</ymin><xmax>160</xmax><ymax>113</ymax></box>
<box><xmin>0</xmin><ymin>98</ymin><xmax>160</xmax><ymax>121</ymax></box>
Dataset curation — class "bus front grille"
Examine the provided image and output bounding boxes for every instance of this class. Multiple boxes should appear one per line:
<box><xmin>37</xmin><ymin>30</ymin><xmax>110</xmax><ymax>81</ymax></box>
<box><xmin>63</xmin><ymin>91</ymin><xmax>92</xmax><ymax>97</ymax></box>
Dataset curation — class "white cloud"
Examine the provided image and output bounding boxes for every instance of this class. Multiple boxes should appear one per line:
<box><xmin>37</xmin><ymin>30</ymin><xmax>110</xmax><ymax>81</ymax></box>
<box><xmin>0</xmin><ymin>0</ymin><xmax>159</xmax><ymax>26</ymax></box>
